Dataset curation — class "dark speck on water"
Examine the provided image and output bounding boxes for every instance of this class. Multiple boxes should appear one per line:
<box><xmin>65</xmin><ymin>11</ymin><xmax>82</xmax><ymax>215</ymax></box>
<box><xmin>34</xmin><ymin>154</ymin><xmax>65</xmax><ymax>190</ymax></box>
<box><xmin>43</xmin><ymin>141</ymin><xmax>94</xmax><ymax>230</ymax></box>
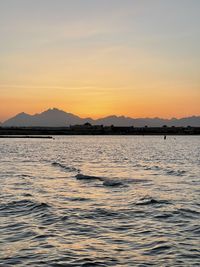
<box><xmin>0</xmin><ymin>136</ymin><xmax>199</xmax><ymax>266</ymax></box>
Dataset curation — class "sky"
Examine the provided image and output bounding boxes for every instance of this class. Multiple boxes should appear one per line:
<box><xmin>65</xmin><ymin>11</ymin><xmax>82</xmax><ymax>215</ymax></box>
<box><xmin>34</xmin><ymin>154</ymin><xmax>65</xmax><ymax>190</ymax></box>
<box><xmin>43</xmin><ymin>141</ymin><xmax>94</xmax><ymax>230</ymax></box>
<box><xmin>0</xmin><ymin>0</ymin><xmax>200</xmax><ymax>121</ymax></box>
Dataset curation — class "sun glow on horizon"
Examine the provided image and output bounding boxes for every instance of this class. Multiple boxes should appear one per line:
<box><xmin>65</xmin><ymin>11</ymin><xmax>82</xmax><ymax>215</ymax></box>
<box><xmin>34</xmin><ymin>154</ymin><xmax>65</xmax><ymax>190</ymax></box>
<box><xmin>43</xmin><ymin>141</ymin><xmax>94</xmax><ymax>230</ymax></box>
<box><xmin>0</xmin><ymin>1</ymin><xmax>200</xmax><ymax>122</ymax></box>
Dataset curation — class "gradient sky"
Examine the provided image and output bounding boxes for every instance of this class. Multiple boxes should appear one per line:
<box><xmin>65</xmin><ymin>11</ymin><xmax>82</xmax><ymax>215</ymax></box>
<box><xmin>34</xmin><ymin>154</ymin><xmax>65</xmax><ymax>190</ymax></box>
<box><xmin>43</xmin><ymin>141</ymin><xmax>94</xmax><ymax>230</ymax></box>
<box><xmin>0</xmin><ymin>0</ymin><xmax>200</xmax><ymax>121</ymax></box>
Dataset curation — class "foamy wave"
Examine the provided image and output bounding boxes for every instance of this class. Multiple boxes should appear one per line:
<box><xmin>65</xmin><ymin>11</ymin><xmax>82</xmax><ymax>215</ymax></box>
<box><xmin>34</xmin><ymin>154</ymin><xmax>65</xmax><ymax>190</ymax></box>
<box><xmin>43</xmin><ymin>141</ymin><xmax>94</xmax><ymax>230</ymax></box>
<box><xmin>136</xmin><ymin>197</ymin><xmax>170</xmax><ymax>206</ymax></box>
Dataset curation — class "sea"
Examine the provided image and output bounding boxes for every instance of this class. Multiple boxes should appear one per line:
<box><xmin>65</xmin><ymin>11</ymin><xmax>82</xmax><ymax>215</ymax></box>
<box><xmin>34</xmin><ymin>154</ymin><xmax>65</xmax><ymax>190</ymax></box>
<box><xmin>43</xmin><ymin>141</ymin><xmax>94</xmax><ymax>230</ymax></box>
<box><xmin>0</xmin><ymin>136</ymin><xmax>199</xmax><ymax>266</ymax></box>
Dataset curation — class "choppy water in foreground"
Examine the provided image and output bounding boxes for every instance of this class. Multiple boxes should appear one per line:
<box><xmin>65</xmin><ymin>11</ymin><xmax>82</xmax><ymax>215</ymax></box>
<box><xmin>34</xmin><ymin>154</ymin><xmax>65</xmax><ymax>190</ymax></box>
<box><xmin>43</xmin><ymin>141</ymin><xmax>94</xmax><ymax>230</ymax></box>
<box><xmin>0</xmin><ymin>136</ymin><xmax>200</xmax><ymax>266</ymax></box>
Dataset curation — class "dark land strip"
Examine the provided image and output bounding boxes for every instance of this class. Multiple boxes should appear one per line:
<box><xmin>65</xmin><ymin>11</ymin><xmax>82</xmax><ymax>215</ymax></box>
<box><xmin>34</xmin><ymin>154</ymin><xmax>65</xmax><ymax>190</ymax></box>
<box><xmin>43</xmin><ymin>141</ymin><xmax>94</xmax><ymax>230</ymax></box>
<box><xmin>0</xmin><ymin>125</ymin><xmax>200</xmax><ymax>136</ymax></box>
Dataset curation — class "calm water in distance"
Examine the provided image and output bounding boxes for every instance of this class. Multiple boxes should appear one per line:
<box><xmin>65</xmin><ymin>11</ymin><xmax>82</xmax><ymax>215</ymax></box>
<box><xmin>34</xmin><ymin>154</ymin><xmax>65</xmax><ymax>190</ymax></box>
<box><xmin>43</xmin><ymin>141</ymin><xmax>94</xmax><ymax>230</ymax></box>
<box><xmin>0</xmin><ymin>136</ymin><xmax>200</xmax><ymax>266</ymax></box>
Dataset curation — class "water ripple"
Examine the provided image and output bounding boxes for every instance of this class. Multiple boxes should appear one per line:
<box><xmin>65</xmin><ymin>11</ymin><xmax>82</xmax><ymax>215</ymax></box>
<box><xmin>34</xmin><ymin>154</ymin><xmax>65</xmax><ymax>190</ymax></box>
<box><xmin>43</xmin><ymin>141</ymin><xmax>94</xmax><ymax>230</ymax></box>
<box><xmin>0</xmin><ymin>136</ymin><xmax>199</xmax><ymax>266</ymax></box>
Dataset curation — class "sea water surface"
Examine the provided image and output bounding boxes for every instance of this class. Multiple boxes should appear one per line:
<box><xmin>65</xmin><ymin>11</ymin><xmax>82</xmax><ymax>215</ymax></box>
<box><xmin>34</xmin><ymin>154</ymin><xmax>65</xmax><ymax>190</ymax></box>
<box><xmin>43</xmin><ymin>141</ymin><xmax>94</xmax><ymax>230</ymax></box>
<box><xmin>0</xmin><ymin>136</ymin><xmax>199</xmax><ymax>266</ymax></box>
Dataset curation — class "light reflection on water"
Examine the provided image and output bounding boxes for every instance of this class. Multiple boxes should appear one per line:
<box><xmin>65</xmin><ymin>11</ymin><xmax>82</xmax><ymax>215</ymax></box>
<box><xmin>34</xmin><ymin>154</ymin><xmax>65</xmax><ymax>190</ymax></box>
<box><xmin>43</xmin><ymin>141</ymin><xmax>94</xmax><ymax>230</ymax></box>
<box><xmin>0</xmin><ymin>136</ymin><xmax>200</xmax><ymax>266</ymax></box>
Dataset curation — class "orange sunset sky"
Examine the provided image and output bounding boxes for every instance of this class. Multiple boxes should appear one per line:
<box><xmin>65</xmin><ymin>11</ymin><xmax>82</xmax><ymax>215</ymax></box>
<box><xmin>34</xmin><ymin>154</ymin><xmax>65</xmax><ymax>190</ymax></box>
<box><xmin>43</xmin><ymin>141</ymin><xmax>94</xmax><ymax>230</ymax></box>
<box><xmin>0</xmin><ymin>0</ymin><xmax>199</xmax><ymax>122</ymax></box>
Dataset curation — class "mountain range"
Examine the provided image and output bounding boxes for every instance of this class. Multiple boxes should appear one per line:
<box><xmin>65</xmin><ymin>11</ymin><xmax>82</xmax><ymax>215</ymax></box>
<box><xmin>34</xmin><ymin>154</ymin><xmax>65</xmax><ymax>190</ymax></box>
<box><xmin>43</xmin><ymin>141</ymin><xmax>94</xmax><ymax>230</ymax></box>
<box><xmin>1</xmin><ymin>108</ymin><xmax>200</xmax><ymax>127</ymax></box>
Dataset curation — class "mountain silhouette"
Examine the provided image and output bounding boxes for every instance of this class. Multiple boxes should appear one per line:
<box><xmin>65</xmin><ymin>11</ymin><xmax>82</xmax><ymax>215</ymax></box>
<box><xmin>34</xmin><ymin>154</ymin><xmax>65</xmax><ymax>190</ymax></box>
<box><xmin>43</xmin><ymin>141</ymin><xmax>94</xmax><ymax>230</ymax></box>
<box><xmin>2</xmin><ymin>108</ymin><xmax>91</xmax><ymax>127</ymax></box>
<box><xmin>2</xmin><ymin>108</ymin><xmax>200</xmax><ymax>127</ymax></box>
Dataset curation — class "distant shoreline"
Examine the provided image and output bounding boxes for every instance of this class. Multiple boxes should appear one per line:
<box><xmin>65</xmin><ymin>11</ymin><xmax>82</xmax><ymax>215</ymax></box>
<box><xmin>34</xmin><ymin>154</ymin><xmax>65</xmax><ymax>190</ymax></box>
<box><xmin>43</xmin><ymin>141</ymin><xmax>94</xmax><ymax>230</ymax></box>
<box><xmin>0</xmin><ymin>126</ymin><xmax>200</xmax><ymax>136</ymax></box>
<box><xmin>0</xmin><ymin>135</ymin><xmax>53</xmax><ymax>139</ymax></box>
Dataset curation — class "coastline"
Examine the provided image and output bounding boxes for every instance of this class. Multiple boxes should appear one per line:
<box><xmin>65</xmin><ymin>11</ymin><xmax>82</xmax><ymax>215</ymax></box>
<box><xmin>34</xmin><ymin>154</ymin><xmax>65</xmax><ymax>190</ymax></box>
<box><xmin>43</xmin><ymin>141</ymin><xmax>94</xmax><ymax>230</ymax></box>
<box><xmin>0</xmin><ymin>126</ymin><xmax>200</xmax><ymax>136</ymax></box>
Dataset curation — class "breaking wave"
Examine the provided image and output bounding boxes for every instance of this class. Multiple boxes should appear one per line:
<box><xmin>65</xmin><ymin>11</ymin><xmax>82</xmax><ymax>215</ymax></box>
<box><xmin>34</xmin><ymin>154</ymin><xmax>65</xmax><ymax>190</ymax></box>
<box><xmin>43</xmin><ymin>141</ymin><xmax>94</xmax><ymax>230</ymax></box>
<box><xmin>135</xmin><ymin>197</ymin><xmax>171</xmax><ymax>206</ymax></box>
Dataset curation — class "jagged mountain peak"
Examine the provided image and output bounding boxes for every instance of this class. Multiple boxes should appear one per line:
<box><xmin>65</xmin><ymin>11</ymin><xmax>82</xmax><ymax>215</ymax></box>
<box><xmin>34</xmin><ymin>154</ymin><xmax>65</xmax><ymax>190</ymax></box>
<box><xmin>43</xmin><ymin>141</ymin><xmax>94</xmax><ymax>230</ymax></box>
<box><xmin>2</xmin><ymin>108</ymin><xmax>200</xmax><ymax>127</ymax></box>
